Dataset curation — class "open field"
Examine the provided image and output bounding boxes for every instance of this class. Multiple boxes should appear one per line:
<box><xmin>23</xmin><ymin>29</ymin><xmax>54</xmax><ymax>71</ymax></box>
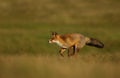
<box><xmin>0</xmin><ymin>0</ymin><xmax>120</xmax><ymax>24</ymax></box>
<box><xmin>0</xmin><ymin>54</ymin><xmax>120</xmax><ymax>78</ymax></box>
<box><xmin>0</xmin><ymin>0</ymin><xmax>119</xmax><ymax>55</ymax></box>
<box><xmin>0</xmin><ymin>23</ymin><xmax>119</xmax><ymax>55</ymax></box>
<box><xmin>0</xmin><ymin>0</ymin><xmax>120</xmax><ymax>78</ymax></box>
<box><xmin>0</xmin><ymin>23</ymin><xmax>120</xmax><ymax>78</ymax></box>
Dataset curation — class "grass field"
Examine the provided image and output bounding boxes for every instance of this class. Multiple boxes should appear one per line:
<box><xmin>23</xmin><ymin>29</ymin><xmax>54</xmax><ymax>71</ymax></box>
<box><xmin>0</xmin><ymin>23</ymin><xmax>120</xmax><ymax>78</ymax></box>
<box><xmin>0</xmin><ymin>23</ymin><xmax>119</xmax><ymax>55</ymax></box>
<box><xmin>0</xmin><ymin>54</ymin><xmax>120</xmax><ymax>78</ymax></box>
<box><xmin>0</xmin><ymin>0</ymin><xmax>120</xmax><ymax>78</ymax></box>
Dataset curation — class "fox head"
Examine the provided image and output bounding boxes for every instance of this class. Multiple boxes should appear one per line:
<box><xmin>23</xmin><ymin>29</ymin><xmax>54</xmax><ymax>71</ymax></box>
<box><xmin>48</xmin><ymin>32</ymin><xmax>68</xmax><ymax>48</ymax></box>
<box><xmin>48</xmin><ymin>32</ymin><xmax>59</xmax><ymax>43</ymax></box>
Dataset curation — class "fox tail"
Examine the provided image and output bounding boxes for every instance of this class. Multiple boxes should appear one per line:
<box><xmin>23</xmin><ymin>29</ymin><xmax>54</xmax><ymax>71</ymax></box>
<box><xmin>86</xmin><ymin>38</ymin><xmax>104</xmax><ymax>48</ymax></box>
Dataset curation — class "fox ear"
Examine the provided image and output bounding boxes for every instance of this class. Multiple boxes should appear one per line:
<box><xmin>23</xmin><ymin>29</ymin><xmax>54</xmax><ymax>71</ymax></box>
<box><xmin>52</xmin><ymin>32</ymin><xmax>58</xmax><ymax>36</ymax></box>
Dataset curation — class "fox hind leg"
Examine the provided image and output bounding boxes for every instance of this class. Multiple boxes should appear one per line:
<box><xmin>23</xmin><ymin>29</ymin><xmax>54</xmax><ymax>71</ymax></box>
<box><xmin>72</xmin><ymin>44</ymin><xmax>80</xmax><ymax>57</ymax></box>
<box><xmin>68</xmin><ymin>47</ymin><xmax>73</xmax><ymax>57</ymax></box>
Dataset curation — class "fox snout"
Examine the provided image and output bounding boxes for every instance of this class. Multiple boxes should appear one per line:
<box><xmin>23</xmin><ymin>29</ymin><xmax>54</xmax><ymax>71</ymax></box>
<box><xmin>48</xmin><ymin>40</ymin><xmax>52</xmax><ymax>43</ymax></box>
<box><xmin>48</xmin><ymin>39</ymin><xmax>55</xmax><ymax>43</ymax></box>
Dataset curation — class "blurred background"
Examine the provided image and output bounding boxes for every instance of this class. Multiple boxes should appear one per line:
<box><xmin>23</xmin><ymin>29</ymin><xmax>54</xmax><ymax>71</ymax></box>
<box><xmin>0</xmin><ymin>0</ymin><xmax>120</xmax><ymax>78</ymax></box>
<box><xmin>0</xmin><ymin>0</ymin><xmax>119</xmax><ymax>54</ymax></box>
<box><xmin>0</xmin><ymin>0</ymin><xmax>120</xmax><ymax>24</ymax></box>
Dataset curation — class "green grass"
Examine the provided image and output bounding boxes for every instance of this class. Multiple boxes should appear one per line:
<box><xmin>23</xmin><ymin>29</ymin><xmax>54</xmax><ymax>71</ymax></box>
<box><xmin>0</xmin><ymin>23</ymin><xmax>119</xmax><ymax>55</ymax></box>
<box><xmin>0</xmin><ymin>0</ymin><xmax>120</xmax><ymax>78</ymax></box>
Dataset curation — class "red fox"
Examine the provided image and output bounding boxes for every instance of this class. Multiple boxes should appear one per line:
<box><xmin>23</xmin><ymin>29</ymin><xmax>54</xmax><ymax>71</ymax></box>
<box><xmin>49</xmin><ymin>32</ymin><xmax>104</xmax><ymax>57</ymax></box>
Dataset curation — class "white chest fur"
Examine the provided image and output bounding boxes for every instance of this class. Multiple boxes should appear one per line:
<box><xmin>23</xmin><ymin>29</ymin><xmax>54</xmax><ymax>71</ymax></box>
<box><xmin>53</xmin><ymin>40</ymin><xmax>67</xmax><ymax>48</ymax></box>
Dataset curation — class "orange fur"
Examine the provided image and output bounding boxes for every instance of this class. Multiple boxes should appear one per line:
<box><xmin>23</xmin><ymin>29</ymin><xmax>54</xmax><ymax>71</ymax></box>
<box><xmin>49</xmin><ymin>32</ymin><xmax>104</xmax><ymax>57</ymax></box>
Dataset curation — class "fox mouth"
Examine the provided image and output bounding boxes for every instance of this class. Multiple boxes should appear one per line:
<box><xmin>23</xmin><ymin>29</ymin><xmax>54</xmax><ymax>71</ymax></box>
<box><xmin>48</xmin><ymin>40</ymin><xmax>53</xmax><ymax>43</ymax></box>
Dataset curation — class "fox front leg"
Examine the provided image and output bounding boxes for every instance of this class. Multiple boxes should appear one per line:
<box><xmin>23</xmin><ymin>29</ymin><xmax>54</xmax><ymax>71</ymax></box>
<box><xmin>59</xmin><ymin>48</ymin><xmax>66</xmax><ymax>57</ymax></box>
